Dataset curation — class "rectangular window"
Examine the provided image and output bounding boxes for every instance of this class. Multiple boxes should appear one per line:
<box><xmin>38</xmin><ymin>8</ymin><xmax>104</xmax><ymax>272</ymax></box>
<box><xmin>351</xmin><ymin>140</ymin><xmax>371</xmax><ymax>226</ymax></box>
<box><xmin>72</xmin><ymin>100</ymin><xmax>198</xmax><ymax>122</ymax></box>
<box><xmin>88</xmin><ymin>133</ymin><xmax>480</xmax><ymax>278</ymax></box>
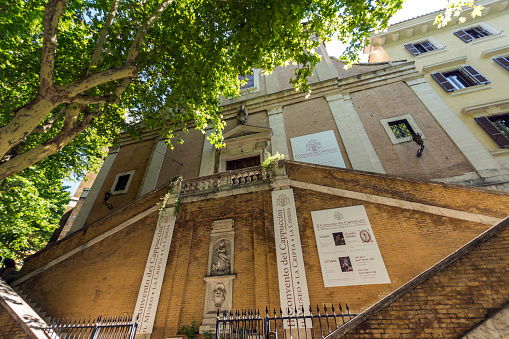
<box><xmin>226</xmin><ymin>156</ymin><xmax>260</xmax><ymax>171</ymax></box>
<box><xmin>388</xmin><ymin>119</ymin><xmax>416</xmax><ymax>139</ymax></box>
<box><xmin>404</xmin><ymin>41</ymin><xmax>436</xmax><ymax>56</ymax></box>
<box><xmin>431</xmin><ymin>66</ymin><xmax>490</xmax><ymax>92</ymax></box>
<box><xmin>454</xmin><ymin>26</ymin><xmax>492</xmax><ymax>42</ymax></box>
<box><xmin>110</xmin><ymin>170</ymin><xmax>136</xmax><ymax>195</ymax></box>
<box><xmin>494</xmin><ymin>56</ymin><xmax>509</xmax><ymax>71</ymax></box>
<box><xmin>475</xmin><ymin>114</ymin><xmax>509</xmax><ymax>148</ymax></box>
<box><xmin>114</xmin><ymin>174</ymin><xmax>131</xmax><ymax>192</ymax></box>
<box><xmin>238</xmin><ymin>73</ymin><xmax>255</xmax><ymax>90</ymax></box>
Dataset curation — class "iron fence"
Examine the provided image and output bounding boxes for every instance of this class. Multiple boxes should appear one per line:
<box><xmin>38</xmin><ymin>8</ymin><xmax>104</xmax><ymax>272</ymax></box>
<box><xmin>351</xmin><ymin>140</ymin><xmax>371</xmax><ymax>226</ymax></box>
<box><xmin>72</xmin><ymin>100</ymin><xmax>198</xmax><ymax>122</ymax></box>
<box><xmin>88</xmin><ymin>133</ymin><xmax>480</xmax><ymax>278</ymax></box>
<box><xmin>44</xmin><ymin>314</ymin><xmax>138</xmax><ymax>339</ymax></box>
<box><xmin>215</xmin><ymin>304</ymin><xmax>356</xmax><ymax>339</ymax></box>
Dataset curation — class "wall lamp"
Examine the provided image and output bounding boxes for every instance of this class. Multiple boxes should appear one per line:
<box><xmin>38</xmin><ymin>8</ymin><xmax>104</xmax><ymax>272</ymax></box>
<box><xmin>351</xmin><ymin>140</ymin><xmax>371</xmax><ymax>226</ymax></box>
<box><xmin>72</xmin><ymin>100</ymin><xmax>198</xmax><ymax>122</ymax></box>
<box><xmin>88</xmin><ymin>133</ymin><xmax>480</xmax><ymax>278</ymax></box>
<box><xmin>411</xmin><ymin>132</ymin><xmax>425</xmax><ymax>157</ymax></box>
<box><xmin>103</xmin><ymin>191</ymin><xmax>114</xmax><ymax>209</ymax></box>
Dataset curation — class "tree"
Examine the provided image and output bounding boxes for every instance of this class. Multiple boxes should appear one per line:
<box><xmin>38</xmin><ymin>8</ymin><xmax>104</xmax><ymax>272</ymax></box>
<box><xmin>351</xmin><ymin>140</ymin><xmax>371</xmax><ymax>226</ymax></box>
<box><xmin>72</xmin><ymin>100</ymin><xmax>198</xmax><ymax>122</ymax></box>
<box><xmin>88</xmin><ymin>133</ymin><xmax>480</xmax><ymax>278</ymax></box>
<box><xmin>0</xmin><ymin>0</ymin><xmax>407</xmax><ymax>181</ymax></box>
<box><xmin>0</xmin><ymin>167</ymin><xmax>70</xmax><ymax>260</ymax></box>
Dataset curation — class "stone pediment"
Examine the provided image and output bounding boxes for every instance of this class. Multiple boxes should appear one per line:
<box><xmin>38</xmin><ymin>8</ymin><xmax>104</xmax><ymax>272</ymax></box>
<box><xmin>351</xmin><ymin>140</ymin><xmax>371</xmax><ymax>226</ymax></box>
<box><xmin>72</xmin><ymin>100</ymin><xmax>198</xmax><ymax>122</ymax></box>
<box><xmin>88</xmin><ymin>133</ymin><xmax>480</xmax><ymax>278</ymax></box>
<box><xmin>223</xmin><ymin>125</ymin><xmax>273</xmax><ymax>147</ymax></box>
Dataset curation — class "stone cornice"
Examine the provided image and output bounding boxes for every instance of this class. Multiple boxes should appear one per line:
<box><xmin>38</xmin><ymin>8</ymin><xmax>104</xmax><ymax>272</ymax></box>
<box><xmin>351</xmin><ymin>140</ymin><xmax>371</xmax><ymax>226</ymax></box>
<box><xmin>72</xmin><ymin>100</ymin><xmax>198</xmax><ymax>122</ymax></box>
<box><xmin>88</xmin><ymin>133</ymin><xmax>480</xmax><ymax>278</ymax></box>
<box><xmin>369</xmin><ymin>0</ymin><xmax>508</xmax><ymax>47</ymax></box>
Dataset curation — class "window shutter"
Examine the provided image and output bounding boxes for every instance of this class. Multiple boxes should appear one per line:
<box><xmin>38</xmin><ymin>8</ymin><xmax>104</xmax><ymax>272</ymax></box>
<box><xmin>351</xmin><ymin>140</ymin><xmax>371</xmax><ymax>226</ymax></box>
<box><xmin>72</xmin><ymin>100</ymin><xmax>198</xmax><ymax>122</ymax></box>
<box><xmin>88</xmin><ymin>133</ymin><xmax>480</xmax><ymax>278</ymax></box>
<box><xmin>475</xmin><ymin>116</ymin><xmax>509</xmax><ymax>148</ymax></box>
<box><xmin>404</xmin><ymin>44</ymin><xmax>420</xmax><ymax>56</ymax></box>
<box><xmin>493</xmin><ymin>57</ymin><xmax>509</xmax><ymax>71</ymax></box>
<box><xmin>420</xmin><ymin>41</ymin><xmax>436</xmax><ymax>52</ymax></box>
<box><xmin>431</xmin><ymin>72</ymin><xmax>456</xmax><ymax>92</ymax></box>
<box><xmin>472</xmin><ymin>26</ymin><xmax>491</xmax><ymax>37</ymax></box>
<box><xmin>461</xmin><ymin>65</ymin><xmax>490</xmax><ymax>84</ymax></box>
<box><xmin>454</xmin><ymin>30</ymin><xmax>474</xmax><ymax>42</ymax></box>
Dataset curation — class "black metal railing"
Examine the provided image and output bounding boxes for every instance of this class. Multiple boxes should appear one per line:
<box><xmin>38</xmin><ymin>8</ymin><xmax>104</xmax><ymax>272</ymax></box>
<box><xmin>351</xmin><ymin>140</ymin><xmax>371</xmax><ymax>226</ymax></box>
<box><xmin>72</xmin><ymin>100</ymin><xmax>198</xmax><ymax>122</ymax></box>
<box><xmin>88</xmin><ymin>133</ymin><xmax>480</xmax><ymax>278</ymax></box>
<box><xmin>215</xmin><ymin>304</ymin><xmax>356</xmax><ymax>339</ymax></box>
<box><xmin>44</xmin><ymin>314</ymin><xmax>138</xmax><ymax>339</ymax></box>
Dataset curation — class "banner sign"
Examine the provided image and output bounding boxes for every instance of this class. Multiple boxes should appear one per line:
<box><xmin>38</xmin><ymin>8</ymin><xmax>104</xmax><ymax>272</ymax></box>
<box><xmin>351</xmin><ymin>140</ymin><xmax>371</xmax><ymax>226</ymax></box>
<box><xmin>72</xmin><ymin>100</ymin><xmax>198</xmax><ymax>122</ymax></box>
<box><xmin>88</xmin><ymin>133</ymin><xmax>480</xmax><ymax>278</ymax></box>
<box><xmin>133</xmin><ymin>208</ymin><xmax>176</xmax><ymax>335</ymax></box>
<box><xmin>290</xmin><ymin>130</ymin><xmax>345</xmax><ymax>168</ymax></box>
<box><xmin>311</xmin><ymin>205</ymin><xmax>390</xmax><ymax>287</ymax></box>
<box><xmin>272</xmin><ymin>189</ymin><xmax>311</xmax><ymax>328</ymax></box>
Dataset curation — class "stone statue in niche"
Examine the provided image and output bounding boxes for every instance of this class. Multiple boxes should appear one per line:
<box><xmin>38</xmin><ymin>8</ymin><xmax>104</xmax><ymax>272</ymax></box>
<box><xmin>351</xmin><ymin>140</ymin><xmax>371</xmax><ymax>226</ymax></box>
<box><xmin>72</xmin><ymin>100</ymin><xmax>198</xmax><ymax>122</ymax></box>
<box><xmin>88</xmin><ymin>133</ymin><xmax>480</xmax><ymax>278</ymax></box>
<box><xmin>237</xmin><ymin>105</ymin><xmax>248</xmax><ymax>125</ymax></box>
<box><xmin>212</xmin><ymin>283</ymin><xmax>226</xmax><ymax>309</ymax></box>
<box><xmin>211</xmin><ymin>240</ymin><xmax>231</xmax><ymax>276</ymax></box>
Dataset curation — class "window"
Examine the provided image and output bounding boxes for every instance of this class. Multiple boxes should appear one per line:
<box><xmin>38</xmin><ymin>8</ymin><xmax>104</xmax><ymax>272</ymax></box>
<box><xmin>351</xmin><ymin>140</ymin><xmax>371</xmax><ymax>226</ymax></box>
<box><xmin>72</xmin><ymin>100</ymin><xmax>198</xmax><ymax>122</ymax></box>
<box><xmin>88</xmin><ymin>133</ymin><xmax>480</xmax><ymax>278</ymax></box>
<box><xmin>454</xmin><ymin>26</ymin><xmax>491</xmax><ymax>42</ymax></box>
<box><xmin>388</xmin><ymin>119</ymin><xmax>416</xmax><ymax>139</ymax></box>
<box><xmin>226</xmin><ymin>155</ymin><xmax>260</xmax><ymax>171</ymax></box>
<box><xmin>475</xmin><ymin>114</ymin><xmax>509</xmax><ymax>148</ymax></box>
<box><xmin>110</xmin><ymin>170</ymin><xmax>136</xmax><ymax>194</ymax></box>
<box><xmin>404</xmin><ymin>41</ymin><xmax>436</xmax><ymax>56</ymax></box>
<box><xmin>238</xmin><ymin>73</ymin><xmax>255</xmax><ymax>90</ymax></box>
<box><xmin>380</xmin><ymin>114</ymin><xmax>425</xmax><ymax>145</ymax></box>
<box><xmin>494</xmin><ymin>56</ymin><xmax>509</xmax><ymax>72</ymax></box>
<box><xmin>431</xmin><ymin>66</ymin><xmax>490</xmax><ymax>92</ymax></box>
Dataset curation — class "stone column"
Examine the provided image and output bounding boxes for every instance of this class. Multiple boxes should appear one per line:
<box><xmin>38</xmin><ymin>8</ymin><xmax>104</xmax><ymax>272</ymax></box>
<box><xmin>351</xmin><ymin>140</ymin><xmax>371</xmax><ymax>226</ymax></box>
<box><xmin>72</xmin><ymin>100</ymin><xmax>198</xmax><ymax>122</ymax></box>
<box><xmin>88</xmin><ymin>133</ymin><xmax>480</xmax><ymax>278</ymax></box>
<box><xmin>267</xmin><ymin>107</ymin><xmax>290</xmax><ymax>157</ymax></box>
<box><xmin>138</xmin><ymin>139</ymin><xmax>167</xmax><ymax>197</ymax></box>
<box><xmin>326</xmin><ymin>94</ymin><xmax>385</xmax><ymax>173</ymax></box>
<box><xmin>406</xmin><ymin>78</ymin><xmax>509</xmax><ymax>182</ymax></box>
<box><xmin>199</xmin><ymin>129</ymin><xmax>216</xmax><ymax>177</ymax></box>
<box><xmin>68</xmin><ymin>147</ymin><xmax>120</xmax><ymax>234</ymax></box>
<box><xmin>200</xmin><ymin>219</ymin><xmax>236</xmax><ymax>333</ymax></box>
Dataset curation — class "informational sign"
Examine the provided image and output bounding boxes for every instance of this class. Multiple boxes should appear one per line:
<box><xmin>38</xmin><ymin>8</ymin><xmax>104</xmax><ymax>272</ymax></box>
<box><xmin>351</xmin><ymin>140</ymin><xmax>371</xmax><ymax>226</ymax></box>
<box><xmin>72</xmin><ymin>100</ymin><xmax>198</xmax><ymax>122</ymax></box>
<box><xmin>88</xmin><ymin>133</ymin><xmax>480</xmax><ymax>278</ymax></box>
<box><xmin>311</xmin><ymin>205</ymin><xmax>390</xmax><ymax>287</ymax></box>
<box><xmin>290</xmin><ymin>130</ymin><xmax>346</xmax><ymax>168</ymax></box>
<box><xmin>133</xmin><ymin>208</ymin><xmax>176</xmax><ymax>335</ymax></box>
<box><xmin>272</xmin><ymin>189</ymin><xmax>311</xmax><ymax>328</ymax></box>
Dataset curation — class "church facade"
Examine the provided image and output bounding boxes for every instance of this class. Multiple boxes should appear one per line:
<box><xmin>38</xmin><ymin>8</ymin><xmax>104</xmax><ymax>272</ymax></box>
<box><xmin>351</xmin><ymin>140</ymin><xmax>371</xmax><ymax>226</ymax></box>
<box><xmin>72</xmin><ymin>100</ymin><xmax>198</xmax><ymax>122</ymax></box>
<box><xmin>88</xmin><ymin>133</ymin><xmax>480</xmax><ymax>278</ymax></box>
<box><xmin>6</xmin><ymin>10</ymin><xmax>509</xmax><ymax>337</ymax></box>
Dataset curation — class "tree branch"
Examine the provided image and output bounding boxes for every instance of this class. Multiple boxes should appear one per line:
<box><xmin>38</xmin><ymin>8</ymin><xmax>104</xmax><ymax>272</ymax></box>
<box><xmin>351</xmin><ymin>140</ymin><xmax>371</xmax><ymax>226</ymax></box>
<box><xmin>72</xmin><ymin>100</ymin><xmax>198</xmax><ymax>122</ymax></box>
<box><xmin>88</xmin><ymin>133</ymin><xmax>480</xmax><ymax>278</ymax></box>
<box><xmin>62</xmin><ymin>65</ymin><xmax>137</xmax><ymax>96</ymax></box>
<box><xmin>87</xmin><ymin>0</ymin><xmax>121</xmax><ymax>74</ymax></box>
<box><xmin>72</xmin><ymin>95</ymin><xmax>112</xmax><ymax>105</ymax></box>
<box><xmin>125</xmin><ymin>0</ymin><xmax>174</xmax><ymax>65</ymax></box>
<box><xmin>0</xmin><ymin>104</ymin><xmax>102</xmax><ymax>181</ymax></box>
<box><xmin>40</xmin><ymin>0</ymin><xmax>69</xmax><ymax>91</ymax></box>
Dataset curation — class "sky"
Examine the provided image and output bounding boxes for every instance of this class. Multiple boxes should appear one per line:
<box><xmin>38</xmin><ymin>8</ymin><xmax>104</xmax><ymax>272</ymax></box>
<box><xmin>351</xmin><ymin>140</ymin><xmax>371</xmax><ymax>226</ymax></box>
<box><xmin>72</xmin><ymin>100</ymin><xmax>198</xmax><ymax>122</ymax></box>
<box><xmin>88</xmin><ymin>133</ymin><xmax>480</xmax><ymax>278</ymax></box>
<box><xmin>325</xmin><ymin>0</ymin><xmax>450</xmax><ymax>59</ymax></box>
<box><xmin>63</xmin><ymin>0</ymin><xmax>451</xmax><ymax>197</ymax></box>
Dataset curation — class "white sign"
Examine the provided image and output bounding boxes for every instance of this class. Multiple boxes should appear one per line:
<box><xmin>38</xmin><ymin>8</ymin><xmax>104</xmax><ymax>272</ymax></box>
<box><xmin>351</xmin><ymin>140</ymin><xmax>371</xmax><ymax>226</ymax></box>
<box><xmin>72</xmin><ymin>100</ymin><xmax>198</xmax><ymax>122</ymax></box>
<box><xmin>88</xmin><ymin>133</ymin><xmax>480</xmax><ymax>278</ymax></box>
<box><xmin>311</xmin><ymin>205</ymin><xmax>390</xmax><ymax>287</ymax></box>
<box><xmin>272</xmin><ymin>189</ymin><xmax>311</xmax><ymax>328</ymax></box>
<box><xmin>290</xmin><ymin>130</ymin><xmax>345</xmax><ymax>168</ymax></box>
<box><xmin>133</xmin><ymin>208</ymin><xmax>176</xmax><ymax>335</ymax></box>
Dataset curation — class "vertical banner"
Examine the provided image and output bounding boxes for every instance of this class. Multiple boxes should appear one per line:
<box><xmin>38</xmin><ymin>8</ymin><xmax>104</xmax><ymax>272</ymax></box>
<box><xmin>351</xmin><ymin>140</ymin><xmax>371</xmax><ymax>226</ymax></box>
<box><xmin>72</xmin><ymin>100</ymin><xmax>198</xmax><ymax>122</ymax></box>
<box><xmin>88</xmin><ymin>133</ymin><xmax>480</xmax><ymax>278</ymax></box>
<box><xmin>133</xmin><ymin>208</ymin><xmax>176</xmax><ymax>336</ymax></box>
<box><xmin>271</xmin><ymin>188</ymin><xmax>311</xmax><ymax>328</ymax></box>
<box><xmin>290</xmin><ymin>130</ymin><xmax>346</xmax><ymax>168</ymax></box>
<box><xmin>311</xmin><ymin>205</ymin><xmax>390</xmax><ymax>287</ymax></box>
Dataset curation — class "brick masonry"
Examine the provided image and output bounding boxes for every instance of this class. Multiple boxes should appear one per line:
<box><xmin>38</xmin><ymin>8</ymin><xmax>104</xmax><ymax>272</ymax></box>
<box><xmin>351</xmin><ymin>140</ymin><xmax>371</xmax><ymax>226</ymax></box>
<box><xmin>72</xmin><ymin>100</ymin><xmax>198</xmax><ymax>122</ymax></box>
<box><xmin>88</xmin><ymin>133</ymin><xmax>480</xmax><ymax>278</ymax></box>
<box><xmin>13</xmin><ymin>162</ymin><xmax>509</xmax><ymax>339</ymax></box>
<box><xmin>330</xmin><ymin>218</ymin><xmax>509</xmax><ymax>339</ymax></box>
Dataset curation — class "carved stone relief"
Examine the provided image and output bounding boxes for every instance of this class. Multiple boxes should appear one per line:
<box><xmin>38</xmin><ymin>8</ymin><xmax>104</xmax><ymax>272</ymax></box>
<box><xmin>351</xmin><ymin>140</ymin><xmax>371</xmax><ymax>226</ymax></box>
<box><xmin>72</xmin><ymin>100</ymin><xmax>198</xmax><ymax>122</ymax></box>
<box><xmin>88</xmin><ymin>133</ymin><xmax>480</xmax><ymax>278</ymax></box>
<box><xmin>211</xmin><ymin>240</ymin><xmax>231</xmax><ymax>276</ymax></box>
<box><xmin>200</xmin><ymin>219</ymin><xmax>236</xmax><ymax>334</ymax></box>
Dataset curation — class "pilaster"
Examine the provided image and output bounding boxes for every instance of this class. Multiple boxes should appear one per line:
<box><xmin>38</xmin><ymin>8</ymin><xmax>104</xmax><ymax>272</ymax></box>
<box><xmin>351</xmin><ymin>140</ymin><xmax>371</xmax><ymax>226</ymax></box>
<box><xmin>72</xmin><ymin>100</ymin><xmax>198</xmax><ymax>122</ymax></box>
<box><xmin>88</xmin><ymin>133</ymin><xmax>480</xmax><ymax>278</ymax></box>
<box><xmin>138</xmin><ymin>139</ymin><xmax>167</xmax><ymax>197</ymax></box>
<box><xmin>68</xmin><ymin>147</ymin><xmax>120</xmax><ymax>234</ymax></box>
<box><xmin>267</xmin><ymin>106</ymin><xmax>290</xmax><ymax>157</ymax></box>
<box><xmin>326</xmin><ymin>94</ymin><xmax>385</xmax><ymax>173</ymax></box>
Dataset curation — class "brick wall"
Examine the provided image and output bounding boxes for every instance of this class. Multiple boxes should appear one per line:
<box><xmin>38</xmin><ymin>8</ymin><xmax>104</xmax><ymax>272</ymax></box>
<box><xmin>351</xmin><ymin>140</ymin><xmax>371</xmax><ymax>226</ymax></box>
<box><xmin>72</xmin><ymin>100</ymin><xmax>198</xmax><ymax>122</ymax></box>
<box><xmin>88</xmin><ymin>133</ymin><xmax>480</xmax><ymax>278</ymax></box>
<box><xmin>331</xmin><ymin>218</ymin><xmax>509</xmax><ymax>339</ymax></box>
<box><xmin>350</xmin><ymin>81</ymin><xmax>474</xmax><ymax>181</ymax></box>
<box><xmin>85</xmin><ymin>138</ymin><xmax>156</xmax><ymax>226</ymax></box>
<box><xmin>15</xmin><ymin>163</ymin><xmax>509</xmax><ymax>338</ymax></box>
<box><xmin>282</xmin><ymin>97</ymin><xmax>352</xmax><ymax>168</ymax></box>
<box><xmin>0</xmin><ymin>307</ymin><xmax>31</xmax><ymax>339</ymax></box>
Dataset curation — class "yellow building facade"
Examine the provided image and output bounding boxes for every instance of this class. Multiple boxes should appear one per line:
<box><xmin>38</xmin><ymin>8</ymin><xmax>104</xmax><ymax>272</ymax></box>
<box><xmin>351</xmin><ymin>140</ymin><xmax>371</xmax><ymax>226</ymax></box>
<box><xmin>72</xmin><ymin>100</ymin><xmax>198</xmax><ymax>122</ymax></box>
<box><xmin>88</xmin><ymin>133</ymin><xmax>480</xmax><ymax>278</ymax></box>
<box><xmin>366</xmin><ymin>0</ymin><xmax>509</xmax><ymax>189</ymax></box>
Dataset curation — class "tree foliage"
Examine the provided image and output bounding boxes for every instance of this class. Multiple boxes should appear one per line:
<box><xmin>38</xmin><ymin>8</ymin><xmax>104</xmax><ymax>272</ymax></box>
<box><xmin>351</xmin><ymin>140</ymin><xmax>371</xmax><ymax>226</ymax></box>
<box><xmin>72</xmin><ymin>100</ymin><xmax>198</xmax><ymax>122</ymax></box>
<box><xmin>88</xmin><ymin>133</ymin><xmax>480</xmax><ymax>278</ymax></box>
<box><xmin>0</xmin><ymin>167</ymin><xmax>70</xmax><ymax>260</ymax></box>
<box><xmin>0</xmin><ymin>0</ymin><xmax>406</xmax><ymax>181</ymax></box>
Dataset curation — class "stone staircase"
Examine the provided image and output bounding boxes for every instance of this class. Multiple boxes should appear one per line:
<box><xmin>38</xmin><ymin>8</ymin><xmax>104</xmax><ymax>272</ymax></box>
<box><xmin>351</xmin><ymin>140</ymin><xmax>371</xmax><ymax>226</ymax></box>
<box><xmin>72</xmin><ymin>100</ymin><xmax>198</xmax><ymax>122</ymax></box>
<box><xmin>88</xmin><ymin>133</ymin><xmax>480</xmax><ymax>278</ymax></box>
<box><xmin>11</xmin><ymin>285</ymin><xmax>50</xmax><ymax>323</ymax></box>
<box><xmin>0</xmin><ymin>279</ymin><xmax>50</xmax><ymax>338</ymax></box>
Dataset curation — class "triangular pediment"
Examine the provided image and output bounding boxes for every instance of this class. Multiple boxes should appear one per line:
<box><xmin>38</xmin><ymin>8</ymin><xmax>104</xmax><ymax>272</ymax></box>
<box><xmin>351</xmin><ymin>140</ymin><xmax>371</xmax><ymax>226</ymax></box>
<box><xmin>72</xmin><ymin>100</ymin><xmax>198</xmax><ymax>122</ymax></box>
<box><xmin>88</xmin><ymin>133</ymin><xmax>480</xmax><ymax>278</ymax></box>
<box><xmin>223</xmin><ymin>125</ymin><xmax>273</xmax><ymax>141</ymax></box>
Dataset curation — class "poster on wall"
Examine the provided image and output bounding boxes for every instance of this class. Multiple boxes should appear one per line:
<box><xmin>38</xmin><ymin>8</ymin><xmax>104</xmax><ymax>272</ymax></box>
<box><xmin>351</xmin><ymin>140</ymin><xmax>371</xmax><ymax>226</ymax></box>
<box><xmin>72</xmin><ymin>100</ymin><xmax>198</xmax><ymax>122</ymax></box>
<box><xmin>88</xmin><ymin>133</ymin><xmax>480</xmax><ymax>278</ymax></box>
<box><xmin>311</xmin><ymin>205</ymin><xmax>390</xmax><ymax>287</ymax></box>
<box><xmin>290</xmin><ymin>130</ymin><xmax>346</xmax><ymax>168</ymax></box>
<box><xmin>271</xmin><ymin>188</ymin><xmax>311</xmax><ymax>328</ymax></box>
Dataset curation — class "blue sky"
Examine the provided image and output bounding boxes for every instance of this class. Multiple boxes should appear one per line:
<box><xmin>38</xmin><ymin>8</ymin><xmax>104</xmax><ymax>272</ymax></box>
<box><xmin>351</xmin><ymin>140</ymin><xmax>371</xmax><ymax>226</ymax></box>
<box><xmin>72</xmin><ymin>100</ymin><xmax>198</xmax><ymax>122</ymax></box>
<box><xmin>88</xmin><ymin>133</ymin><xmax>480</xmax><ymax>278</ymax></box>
<box><xmin>63</xmin><ymin>0</ymin><xmax>450</xmax><ymax>197</ymax></box>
